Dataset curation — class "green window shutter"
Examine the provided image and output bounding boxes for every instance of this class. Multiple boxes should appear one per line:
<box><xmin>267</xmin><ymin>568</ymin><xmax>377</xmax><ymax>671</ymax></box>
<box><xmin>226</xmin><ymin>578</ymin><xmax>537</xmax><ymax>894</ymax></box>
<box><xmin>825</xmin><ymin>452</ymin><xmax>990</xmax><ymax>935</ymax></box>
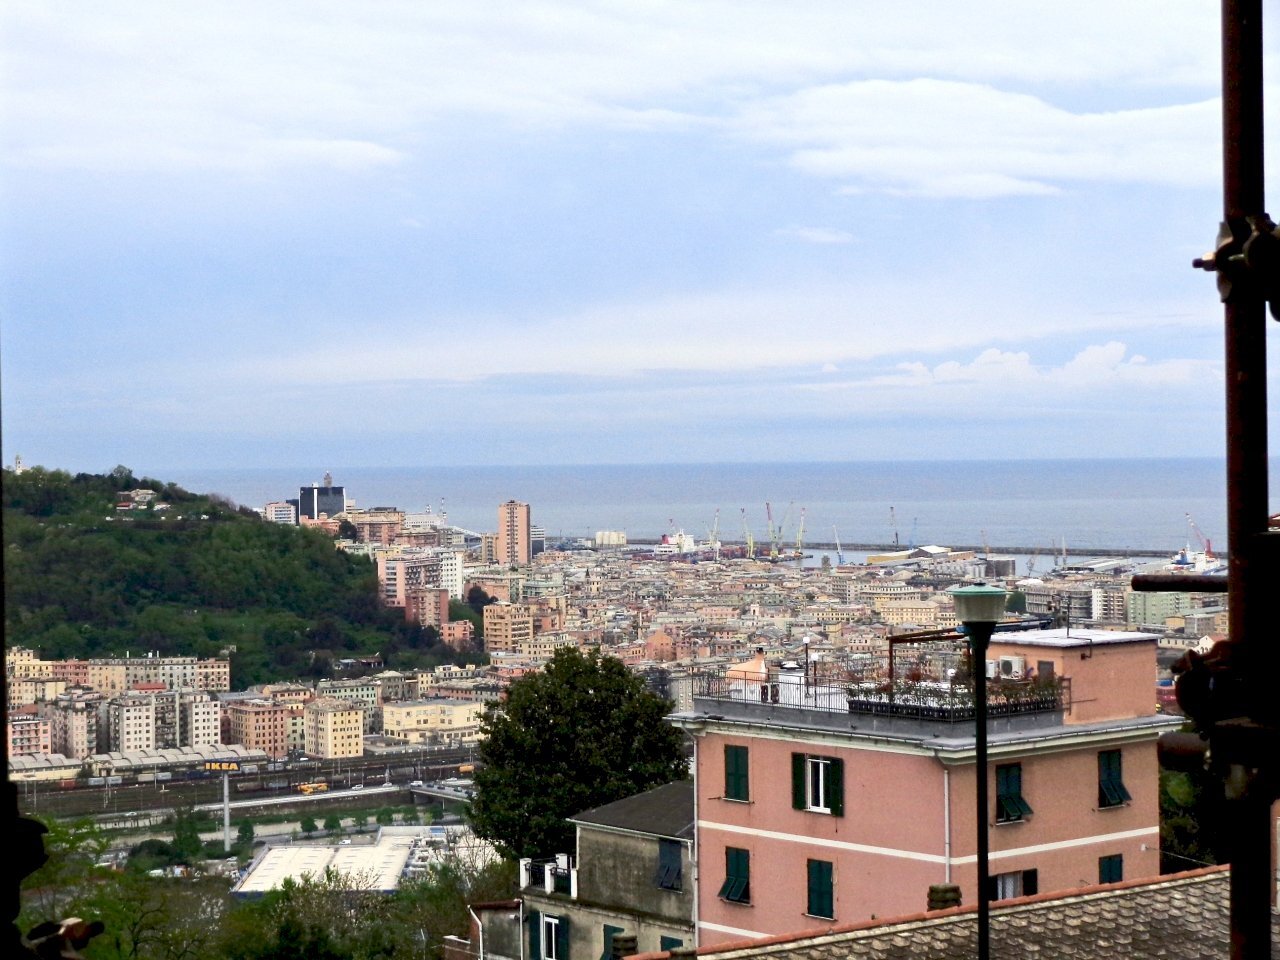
<box><xmin>806</xmin><ymin>859</ymin><xmax>834</xmax><ymax>918</ymax></box>
<box><xmin>659</xmin><ymin>937</ymin><xmax>684</xmax><ymax>952</ymax></box>
<box><xmin>725</xmin><ymin>745</ymin><xmax>749</xmax><ymax>801</ymax></box>
<box><xmin>791</xmin><ymin>753</ymin><xmax>806</xmax><ymax>809</ymax></box>
<box><xmin>1099</xmin><ymin>854</ymin><xmax>1123</xmax><ymax>884</ymax></box>
<box><xmin>1098</xmin><ymin>750</ymin><xmax>1131</xmax><ymax>807</ymax></box>
<box><xmin>718</xmin><ymin>846</ymin><xmax>750</xmax><ymax>902</ymax></box>
<box><xmin>557</xmin><ymin>916</ymin><xmax>571</xmax><ymax>960</ymax></box>
<box><xmin>826</xmin><ymin>757</ymin><xmax>844</xmax><ymax>816</ymax></box>
<box><xmin>529</xmin><ymin>910</ymin><xmax>541</xmax><ymax>960</ymax></box>
<box><xmin>601</xmin><ymin>925</ymin><xmax>623</xmax><ymax>960</ymax></box>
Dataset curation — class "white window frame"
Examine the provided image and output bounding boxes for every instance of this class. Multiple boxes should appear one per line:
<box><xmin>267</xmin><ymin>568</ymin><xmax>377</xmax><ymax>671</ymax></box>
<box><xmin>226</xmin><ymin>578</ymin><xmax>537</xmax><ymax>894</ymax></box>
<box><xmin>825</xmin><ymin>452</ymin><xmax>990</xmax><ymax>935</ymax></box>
<box><xmin>542</xmin><ymin>916</ymin><xmax>560</xmax><ymax>960</ymax></box>
<box><xmin>806</xmin><ymin>756</ymin><xmax>831</xmax><ymax>813</ymax></box>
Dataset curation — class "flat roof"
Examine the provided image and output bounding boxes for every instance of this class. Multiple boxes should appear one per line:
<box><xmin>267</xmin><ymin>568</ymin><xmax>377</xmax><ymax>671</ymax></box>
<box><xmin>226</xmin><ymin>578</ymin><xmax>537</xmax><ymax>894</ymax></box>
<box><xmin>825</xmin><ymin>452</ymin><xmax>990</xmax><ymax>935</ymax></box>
<box><xmin>989</xmin><ymin>627</ymin><xmax>1158</xmax><ymax>649</ymax></box>
<box><xmin>234</xmin><ymin>833</ymin><xmax>416</xmax><ymax>895</ymax></box>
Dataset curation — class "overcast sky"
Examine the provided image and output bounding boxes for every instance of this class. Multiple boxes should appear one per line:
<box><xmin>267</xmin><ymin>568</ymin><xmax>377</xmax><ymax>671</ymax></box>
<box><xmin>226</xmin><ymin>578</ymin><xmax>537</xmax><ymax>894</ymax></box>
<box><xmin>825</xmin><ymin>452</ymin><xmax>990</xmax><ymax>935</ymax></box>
<box><xmin>4</xmin><ymin>1</ymin><xmax>1278</xmax><ymax>471</ymax></box>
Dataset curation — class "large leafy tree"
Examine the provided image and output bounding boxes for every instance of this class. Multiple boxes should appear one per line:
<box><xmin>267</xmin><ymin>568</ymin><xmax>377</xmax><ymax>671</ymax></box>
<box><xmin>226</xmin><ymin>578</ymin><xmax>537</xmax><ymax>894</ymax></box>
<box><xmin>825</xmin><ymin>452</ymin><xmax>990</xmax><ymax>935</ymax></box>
<box><xmin>470</xmin><ymin>648</ymin><xmax>687</xmax><ymax>859</ymax></box>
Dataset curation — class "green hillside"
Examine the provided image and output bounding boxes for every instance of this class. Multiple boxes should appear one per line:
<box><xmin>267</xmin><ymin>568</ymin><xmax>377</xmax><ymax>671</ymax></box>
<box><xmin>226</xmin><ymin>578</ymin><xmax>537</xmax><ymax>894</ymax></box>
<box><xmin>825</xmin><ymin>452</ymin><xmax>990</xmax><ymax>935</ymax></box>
<box><xmin>3</xmin><ymin>465</ymin><xmax>471</xmax><ymax>686</ymax></box>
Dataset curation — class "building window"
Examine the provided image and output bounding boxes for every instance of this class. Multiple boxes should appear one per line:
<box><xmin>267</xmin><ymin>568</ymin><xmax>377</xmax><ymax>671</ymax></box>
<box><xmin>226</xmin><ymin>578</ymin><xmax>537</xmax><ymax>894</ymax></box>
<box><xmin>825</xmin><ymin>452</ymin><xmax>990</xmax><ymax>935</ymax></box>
<box><xmin>988</xmin><ymin>868</ymin><xmax>1038</xmax><ymax>901</ymax></box>
<box><xmin>724</xmin><ymin>745</ymin><xmax>749</xmax><ymax>801</ymax></box>
<box><xmin>806</xmin><ymin>859</ymin><xmax>834</xmax><ymax>919</ymax></box>
<box><xmin>1099</xmin><ymin>853</ymin><xmax>1124</xmax><ymax>884</ymax></box>
<box><xmin>792</xmin><ymin>753</ymin><xmax>844</xmax><ymax>815</ymax></box>
<box><xmin>1097</xmin><ymin>750</ymin><xmax>1131</xmax><ymax>808</ymax></box>
<box><xmin>655</xmin><ymin>838</ymin><xmax>682</xmax><ymax>891</ymax></box>
<box><xmin>995</xmin><ymin>763</ymin><xmax>1032</xmax><ymax>823</ymax></box>
<box><xmin>717</xmin><ymin>847</ymin><xmax>750</xmax><ymax>903</ymax></box>
<box><xmin>659</xmin><ymin>937</ymin><xmax>683</xmax><ymax>952</ymax></box>
<box><xmin>538</xmin><ymin>914</ymin><xmax>568</xmax><ymax>960</ymax></box>
<box><xmin>600</xmin><ymin>924</ymin><xmax>623</xmax><ymax>960</ymax></box>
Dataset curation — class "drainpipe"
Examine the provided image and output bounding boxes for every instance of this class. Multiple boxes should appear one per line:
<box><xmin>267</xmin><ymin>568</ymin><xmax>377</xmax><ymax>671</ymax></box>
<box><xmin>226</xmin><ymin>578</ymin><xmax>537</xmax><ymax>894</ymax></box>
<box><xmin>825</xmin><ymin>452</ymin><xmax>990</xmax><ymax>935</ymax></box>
<box><xmin>942</xmin><ymin>763</ymin><xmax>952</xmax><ymax>885</ymax></box>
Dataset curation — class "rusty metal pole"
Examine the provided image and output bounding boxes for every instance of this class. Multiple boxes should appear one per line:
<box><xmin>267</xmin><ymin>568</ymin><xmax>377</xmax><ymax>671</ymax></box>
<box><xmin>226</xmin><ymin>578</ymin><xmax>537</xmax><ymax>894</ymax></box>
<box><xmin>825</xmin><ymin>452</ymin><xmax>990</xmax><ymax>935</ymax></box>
<box><xmin>1217</xmin><ymin>3</ymin><xmax>1271</xmax><ymax>958</ymax></box>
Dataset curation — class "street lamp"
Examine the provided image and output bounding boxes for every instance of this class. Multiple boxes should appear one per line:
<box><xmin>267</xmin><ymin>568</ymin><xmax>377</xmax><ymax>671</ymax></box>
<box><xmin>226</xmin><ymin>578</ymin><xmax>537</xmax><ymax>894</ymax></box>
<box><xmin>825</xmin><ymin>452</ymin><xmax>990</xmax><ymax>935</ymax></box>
<box><xmin>951</xmin><ymin>582</ymin><xmax>1007</xmax><ymax>960</ymax></box>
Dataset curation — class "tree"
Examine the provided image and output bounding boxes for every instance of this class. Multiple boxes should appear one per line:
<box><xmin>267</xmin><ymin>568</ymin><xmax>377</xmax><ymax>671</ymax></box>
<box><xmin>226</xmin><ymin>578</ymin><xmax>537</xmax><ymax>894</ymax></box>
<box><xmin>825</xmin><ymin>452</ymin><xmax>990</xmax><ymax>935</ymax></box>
<box><xmin>352</xmin><ymin>812</ymin><xmax>369</xmax><ymax>833</ymax></box>
<box><xmin>299</xmin><ymin>817</ymin><xmax>318</xmax><ymax>836</ymax></box>
<box><xmin>170</xmin><ymin>807</ymin><xmax>203</xmax><ymax>864</ymax></box>
<box><xmin>323</xmin><ymin>815</ymin><xmax>342</xmax><ymax>836</ymax></box>
<box><xmin>237</xmin><ymin>820</ymin><xmax>256</xmax><ymax>848</ymax></box>
<box><xmin>375</xmin><ymin>808</ymin><xmax>394</xmax><ymax>826</ymax></box>
<box><xmin>336</xmin><ymin>519</ymin><xmax>359</xmax><ymax>541</ymax></box>
<box><xmin>470</xmin><ymin>647</ymin><xmax>687</xmax><ymax>859</ymax></box>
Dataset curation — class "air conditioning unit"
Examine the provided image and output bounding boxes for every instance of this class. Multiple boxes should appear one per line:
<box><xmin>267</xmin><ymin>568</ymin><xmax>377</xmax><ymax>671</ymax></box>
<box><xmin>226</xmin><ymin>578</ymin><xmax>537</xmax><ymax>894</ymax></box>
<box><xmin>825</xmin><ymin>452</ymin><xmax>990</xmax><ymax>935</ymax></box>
<box><xmin>999</xmin><ymin>655</ymin><xmax>1026</xmax><ymax>678</ymax></box>
<box><xmin>985</xmin><ymin>660</ymin><xmax>999</xmax><ymax>679</ymax></box>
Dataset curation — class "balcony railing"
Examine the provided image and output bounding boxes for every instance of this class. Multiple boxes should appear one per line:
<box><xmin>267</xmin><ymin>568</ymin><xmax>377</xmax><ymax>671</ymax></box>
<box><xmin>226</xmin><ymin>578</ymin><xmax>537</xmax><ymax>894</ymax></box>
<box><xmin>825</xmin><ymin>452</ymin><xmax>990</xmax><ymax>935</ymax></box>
<box><xmin>519</xmin><ymin>856</ymin><xmax>578</xmax><ymax>898</ymax></box>
<box><xmin>691</xmin><ymin>671</ymin><xmax>1064</xmax><ymax>723</ymax></box>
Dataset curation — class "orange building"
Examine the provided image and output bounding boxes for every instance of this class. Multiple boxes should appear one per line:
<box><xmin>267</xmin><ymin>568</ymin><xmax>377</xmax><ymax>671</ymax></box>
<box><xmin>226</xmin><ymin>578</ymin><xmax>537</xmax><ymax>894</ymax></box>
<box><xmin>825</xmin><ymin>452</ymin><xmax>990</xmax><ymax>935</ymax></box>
<box><xmin>225</xmin><ymin>698</ymin><xmax>291</xmax><ymax>760</ymax></box>
<box><xmin>495</xmin><ymin>500</ymin><xmax>531</xmax><ymax>567</ymax></box>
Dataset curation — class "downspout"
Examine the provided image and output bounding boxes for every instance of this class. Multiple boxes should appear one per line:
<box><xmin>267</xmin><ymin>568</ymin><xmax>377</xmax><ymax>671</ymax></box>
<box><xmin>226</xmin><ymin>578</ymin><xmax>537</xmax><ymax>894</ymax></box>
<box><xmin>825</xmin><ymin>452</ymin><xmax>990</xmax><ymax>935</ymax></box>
<box><xmin>691</xmin><ymin>734</ymin><xmax>700</xmax><ymax>947</ymax></box>
<box><xmin>468</xmin><ymin>905</ymin><xmax>484</xmax><ymax>960</ymax></box>
<box><xmin>942</xmin><ymin>762</ymin><xmax>952</xmax><ymax>884</ymax></box>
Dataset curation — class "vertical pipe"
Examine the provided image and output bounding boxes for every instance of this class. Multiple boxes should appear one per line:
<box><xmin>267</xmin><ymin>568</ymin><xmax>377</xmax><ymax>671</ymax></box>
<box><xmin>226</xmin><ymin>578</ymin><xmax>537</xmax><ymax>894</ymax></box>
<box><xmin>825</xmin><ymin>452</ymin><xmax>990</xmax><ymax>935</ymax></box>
<box><xmin>1219</xmin><ymin>4</ymin><xmax>1271</xmax><ymax>958</ymax></box>
<box><xmin>973</xmin><ymin>629</ymin><xmax>991</xmax><ymax>960</ymax></box>
<box><xmin>223</xmin><ymin>772</ymin><xmax>231</xmax><ymax>853</ymax></box>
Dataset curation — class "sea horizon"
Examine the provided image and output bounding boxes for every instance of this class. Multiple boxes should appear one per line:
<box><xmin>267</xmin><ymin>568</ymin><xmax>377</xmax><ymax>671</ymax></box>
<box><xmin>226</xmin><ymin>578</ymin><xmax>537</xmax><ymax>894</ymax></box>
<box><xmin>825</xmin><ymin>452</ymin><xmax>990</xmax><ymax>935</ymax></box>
<box><xmin>154</xmin><ymin>456</ymin><xmax>1278</xmax><ymax>555</ymax></box>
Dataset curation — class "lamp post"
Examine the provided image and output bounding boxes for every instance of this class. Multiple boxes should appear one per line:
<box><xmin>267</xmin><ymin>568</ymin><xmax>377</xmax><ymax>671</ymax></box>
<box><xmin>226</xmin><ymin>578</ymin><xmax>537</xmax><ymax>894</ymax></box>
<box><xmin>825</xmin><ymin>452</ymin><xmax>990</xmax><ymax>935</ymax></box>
<box><xmin>951</xmin><ymin>583</ymin><xmax>1007</xmax><ymax>960</ymax></box>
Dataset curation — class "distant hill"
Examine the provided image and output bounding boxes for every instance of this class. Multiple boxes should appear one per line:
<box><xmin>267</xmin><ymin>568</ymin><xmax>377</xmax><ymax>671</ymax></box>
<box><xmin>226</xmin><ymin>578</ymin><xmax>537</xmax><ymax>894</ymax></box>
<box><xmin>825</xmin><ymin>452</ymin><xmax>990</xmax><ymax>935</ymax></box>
<box><xmin>2</xmin><ymin>465</ymin><xmax>470</xmax><ymax>686</ymax></box>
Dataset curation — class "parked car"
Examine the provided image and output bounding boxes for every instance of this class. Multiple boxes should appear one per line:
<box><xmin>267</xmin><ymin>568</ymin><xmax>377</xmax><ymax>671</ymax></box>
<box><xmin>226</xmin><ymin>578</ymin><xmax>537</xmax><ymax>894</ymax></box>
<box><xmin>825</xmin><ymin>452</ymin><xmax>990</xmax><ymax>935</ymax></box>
<box><xmin>351</xmin><ymin>784</ymin><xmax>363</xmax><ymax>790</ymax></box>
<box><xmin>409</xmin><ymin>780</ymin><xmax>424</xmax><ymax>787</ymax></box>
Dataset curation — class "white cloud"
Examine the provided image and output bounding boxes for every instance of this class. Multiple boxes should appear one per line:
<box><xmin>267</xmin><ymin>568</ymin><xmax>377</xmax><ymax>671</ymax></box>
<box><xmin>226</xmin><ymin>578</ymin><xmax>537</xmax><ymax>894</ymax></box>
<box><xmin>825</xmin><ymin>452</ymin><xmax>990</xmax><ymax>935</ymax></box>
<box><xmin>774</xmin><ymin>225</ymin><xmax>855</xmax><ymax>244</ymax></box>
<box><xmin>737</xmin><ymin>79</ymin><xmax>1220</xmax><ymax>197</ymax></box>
<box><xmin>3</xmin><ymin>2</ymin><xmax>1226</xmax><ymax>174</ymax></box>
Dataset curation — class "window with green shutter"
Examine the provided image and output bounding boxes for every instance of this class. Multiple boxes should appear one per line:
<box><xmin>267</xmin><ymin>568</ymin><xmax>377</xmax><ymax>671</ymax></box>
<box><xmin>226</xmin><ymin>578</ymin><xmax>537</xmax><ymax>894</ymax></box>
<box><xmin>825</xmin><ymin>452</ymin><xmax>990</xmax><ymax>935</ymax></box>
<box><xmin>717</xmin><ymin>846</ymin><xmax>750</xmax><ymax>903</ymax></box>
<box><xmin>724</xmin><ymin>745</ymin><xmax>749</xmax><ymax>801</ymax></box>
<box><xmin>655</xmin><ymin>838</ymin><xmax>682</xmax><ymax>890</ymax></box>
<box><xmin>791</xmin><ymin>753</ymin><xmax>844</xmax><ymax>816</ymax></box>
<box><xmin>806</xmin><ymin>859</ymin><xmax>834</xmax><ymax>919</ymax></box>
<box><xmin>659</xmin><ymin>937</ymin><xmax>684</xmax><ymax>952</ymax></box>
<box><xmin>1099</xmin><ymin>853</ymin><xmax>1123</xmax><ymax>884</ymax></box>
<box><xmin>540</xmin><ymin>916</ymin><xmax>569</xmax><ymax>960</ymax></box>
<box><xmin>1097</xmin><ymin>750</ymin><xmax>1131</xmax><ymax>808</ymax></box>
<box><xmin>995</xmin><ymin>763</ymin><xmax>1032</xmax><ymax>823</ymax></box>
<box><xmin>600</xmin><ymin>925</ymin><xmax>623</xmax><ymax>960</ymax></box>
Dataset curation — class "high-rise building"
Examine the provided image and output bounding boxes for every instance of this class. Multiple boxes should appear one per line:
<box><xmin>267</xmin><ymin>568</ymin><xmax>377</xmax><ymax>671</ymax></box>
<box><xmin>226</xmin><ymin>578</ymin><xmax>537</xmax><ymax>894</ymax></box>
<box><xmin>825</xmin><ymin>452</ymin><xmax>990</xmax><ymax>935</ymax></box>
<box><xmin>298</xmin><ymin>472</ymin><xmax>346</xmax><ymax>520</ymax></box>
<box><xmin>496</xmin><ymin>500</ymin><xmax>531</xmax><ymax>567</ymax></box>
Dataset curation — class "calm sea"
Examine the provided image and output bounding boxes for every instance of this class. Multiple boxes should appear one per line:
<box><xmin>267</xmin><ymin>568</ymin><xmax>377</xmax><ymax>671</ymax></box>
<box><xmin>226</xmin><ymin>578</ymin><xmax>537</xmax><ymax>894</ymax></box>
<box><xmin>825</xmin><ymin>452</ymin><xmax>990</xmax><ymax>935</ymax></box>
<box><xmin>161</xmin><ymin>458</ymin><xmax>1276</xmax><ymax>555</ymax></box>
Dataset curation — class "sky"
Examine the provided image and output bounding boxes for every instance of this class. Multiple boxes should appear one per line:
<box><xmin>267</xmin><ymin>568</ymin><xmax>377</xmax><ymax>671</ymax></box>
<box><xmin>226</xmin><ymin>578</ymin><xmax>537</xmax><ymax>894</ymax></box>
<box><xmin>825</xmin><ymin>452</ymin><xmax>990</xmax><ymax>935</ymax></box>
<box><xmin>3</xmin><ymin>1</ymin><xmax>1279</xmax><ymax>471</ymax></box>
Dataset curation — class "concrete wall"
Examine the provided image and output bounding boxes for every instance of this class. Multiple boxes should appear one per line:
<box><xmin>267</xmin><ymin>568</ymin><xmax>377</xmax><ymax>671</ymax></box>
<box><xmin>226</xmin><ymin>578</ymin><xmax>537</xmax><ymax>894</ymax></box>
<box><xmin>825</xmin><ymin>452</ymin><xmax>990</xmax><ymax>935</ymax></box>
<box><xmin>576</xmin><ymin>828</ymin><xmax>691</xmax><ymax>926</ymax></box>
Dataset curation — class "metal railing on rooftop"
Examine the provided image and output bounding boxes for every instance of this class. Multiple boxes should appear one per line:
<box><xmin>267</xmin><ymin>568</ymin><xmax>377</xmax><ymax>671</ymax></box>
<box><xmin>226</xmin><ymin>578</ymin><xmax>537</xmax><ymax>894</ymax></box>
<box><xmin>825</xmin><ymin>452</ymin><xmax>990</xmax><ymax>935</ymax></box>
<box><xmin>691</xmin><ymin>671</ymin><xmax>1064</xmax><ymax>723</ymax></box>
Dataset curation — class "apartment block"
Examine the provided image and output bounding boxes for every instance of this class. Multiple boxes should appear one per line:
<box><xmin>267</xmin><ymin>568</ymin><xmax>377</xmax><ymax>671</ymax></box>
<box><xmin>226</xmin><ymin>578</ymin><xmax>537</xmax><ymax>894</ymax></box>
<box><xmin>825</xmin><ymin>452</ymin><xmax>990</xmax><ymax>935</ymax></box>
<box><xmin>106</xmin><ymin>693</ymin><xmax>156</xmax><ymax>753</ymax></box>
<box><xmin>381</xmin><ymin>698</ymin><xmax>486</xmax><ymax>744</ymax></box>
<box><xmin>303</xmin><ymin>697</ymin><xmax>364</xmax><ymax>759</ymax></box>
<box><xmin>674</xmin><ymin>628</ymin><xmax>1178</xmax><ymax>946</ymax></box>
<box><xmin>7</xmin><ymin>711</ymin><xmax>52</xmax><ymax>757</ymax></box>
<box><xmin>264</xmin><ymin>501</ymin><xmax>298</xmax><ymax>524</ymax></box>
<box><xmin>406</xmin><ymin>587</ymin><xmax>451</xmax><ymax>628</ymax></box>
<box><xmin>316</xmin><ymin>677</ymin><xmax>382</xmax><ymax>733</ymax></box>
<box><xmin>484</xmin><ymin>602</ymin><xmax>535</xmax><ymax>655</ymax></box>
<box><xmin>226</xmin><ymin>698</ymin><xmax>291</xmax><ymax>760</ymax></box>
<box><xmin>440</xmin><ymin>620</ymin><xmax>475</xmax><ymax>650</ymax></box>
<box><xmin>44</xmin><ymin>691</ymin><xmax>103</xmax><ymax>760</ymax></box>
<box><xmin>496</xmin><ymin>500</ymin><xmax>532</xmax><ymax>567</ymax></box>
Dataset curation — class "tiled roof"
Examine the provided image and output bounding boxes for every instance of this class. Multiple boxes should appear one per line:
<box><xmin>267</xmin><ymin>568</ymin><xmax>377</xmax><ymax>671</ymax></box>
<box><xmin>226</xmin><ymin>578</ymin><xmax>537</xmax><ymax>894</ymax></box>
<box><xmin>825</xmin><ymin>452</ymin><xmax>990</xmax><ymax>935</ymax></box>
<box><xmin>632</xmin><ymin>867</ymin><xmax>1279</xmax><ymax>960</ymax></box>
<box><xmin>569</xmin><ymin>779</ymin><xmax>694</xmax><ymax>841</ymax></box>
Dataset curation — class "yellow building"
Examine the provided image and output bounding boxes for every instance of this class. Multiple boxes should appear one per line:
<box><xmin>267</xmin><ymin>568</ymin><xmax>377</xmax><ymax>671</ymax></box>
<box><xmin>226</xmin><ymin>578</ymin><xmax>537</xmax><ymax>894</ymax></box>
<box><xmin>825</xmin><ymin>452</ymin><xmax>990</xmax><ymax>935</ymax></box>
<box><xmin>483</xmin><ymin>601</ymin><xmax>534</xmax><ymax>654</ymax></box>
<box><xmin>382</xmin><ymin>698</ymin><xmax>486</xmax><ymax>745</ymax></box>
<box><xmin>303</xmin><ymin>697</ymin><xmax>364</xmax><ymax>759</ymax></box>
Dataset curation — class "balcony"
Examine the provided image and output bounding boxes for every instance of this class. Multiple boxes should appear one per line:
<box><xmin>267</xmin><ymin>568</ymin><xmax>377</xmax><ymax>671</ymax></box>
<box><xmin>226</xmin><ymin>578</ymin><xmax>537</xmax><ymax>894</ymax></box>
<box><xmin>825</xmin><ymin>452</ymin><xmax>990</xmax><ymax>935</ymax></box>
<box><xmin>519</xmin><ymin>855</ymin><xmax>577</xmax><ymax>898</ymax></box>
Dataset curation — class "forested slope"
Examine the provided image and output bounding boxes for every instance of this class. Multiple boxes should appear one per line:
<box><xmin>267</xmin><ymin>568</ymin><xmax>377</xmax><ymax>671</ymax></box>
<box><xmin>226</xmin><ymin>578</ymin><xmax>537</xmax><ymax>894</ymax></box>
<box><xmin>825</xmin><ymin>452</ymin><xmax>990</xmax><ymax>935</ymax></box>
<box><xmin>3</xmin><ymin>466</ymin><xmax>465</xmax><ymax>685</ymax></box>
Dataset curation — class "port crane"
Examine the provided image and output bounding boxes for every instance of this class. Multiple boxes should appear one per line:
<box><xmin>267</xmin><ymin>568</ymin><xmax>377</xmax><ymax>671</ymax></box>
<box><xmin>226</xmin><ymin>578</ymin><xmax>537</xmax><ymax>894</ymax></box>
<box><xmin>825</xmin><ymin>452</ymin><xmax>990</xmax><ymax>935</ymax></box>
<box><xmin>833</xmin><ymin>526</ymin><xmax>844</xmax><ymax>565</ymax></box>
<box><xmin>889</xmin><ymin>506</ymin><xmax>900</xmax><ymax>547</ymax></box>
<box><xmin>1185</xmin><ymin>512</ymin><xmax>1215</xmax><ymax>557</ymax></box>
<box><xmin>740</xmin><ymin>508</ymin><xmax>754</xmax><ymax>559</ymax></box>
<box><xmin>794</xmin><ymin>507</ymin><xmax>806</xmax><ymax>559</ymax></box>
<box><xmin>706</xmin><ymin>509</ymin><xmax>721</xmax><ymax>560</ymax></box>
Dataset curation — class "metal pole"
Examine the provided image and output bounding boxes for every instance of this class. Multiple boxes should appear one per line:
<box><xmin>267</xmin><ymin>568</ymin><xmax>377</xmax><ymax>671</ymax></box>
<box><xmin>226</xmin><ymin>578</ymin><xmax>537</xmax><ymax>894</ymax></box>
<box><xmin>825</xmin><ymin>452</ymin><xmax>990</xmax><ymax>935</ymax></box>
<box><xmin>223</xmin><ymin>772</ymin><xmax>231</xmax><ymax>852</ymax></box>
<box><xmin>1219</xmin><ymin>4</ymin><xmax>1272</xmax><ymax>959</ymax></box>
<box><xmin>971</xmin><ymin>626</ymin><xmax>992</xmax><ymax>960</ymax></box>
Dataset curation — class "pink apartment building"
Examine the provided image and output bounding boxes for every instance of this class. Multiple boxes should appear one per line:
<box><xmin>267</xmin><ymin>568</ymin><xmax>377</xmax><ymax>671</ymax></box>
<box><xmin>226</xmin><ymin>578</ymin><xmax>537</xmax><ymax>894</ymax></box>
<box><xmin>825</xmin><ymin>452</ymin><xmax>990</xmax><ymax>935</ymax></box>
<box><xmin>671</xmin><ymin>627</ymin><xmax>1181</xmax><ymax>947</ymax></box>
